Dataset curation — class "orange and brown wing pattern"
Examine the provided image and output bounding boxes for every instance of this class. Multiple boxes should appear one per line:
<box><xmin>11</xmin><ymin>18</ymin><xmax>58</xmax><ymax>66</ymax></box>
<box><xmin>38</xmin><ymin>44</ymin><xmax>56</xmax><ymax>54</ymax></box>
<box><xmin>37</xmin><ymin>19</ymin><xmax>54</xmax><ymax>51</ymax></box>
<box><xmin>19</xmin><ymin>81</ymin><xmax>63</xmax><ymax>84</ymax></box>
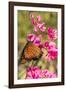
<box><xmin>20</xmin><ymin>42</ymin><xmax>42</xmax><ymax>64</ymax></box>
<box><xmin>24</xmin><ymin>43</ymin><xmax>41</xmax><ymax>60</ymax></box>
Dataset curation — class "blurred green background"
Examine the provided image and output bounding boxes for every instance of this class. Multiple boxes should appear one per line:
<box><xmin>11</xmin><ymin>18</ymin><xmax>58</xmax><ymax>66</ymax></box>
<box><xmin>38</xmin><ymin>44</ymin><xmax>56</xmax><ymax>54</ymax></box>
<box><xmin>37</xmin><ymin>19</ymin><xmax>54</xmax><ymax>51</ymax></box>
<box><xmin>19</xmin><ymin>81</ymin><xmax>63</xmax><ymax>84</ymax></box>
<box><xmin>18</xmin><ymin>10</ymin><xmax>57</xmax><ymax>79</ymax></box>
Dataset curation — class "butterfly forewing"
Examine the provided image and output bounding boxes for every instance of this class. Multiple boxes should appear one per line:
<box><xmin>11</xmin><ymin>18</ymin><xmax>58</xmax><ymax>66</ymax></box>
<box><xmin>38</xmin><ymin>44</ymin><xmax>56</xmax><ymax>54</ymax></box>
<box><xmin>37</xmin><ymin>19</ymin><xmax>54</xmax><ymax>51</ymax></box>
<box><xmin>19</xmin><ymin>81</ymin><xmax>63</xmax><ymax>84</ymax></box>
<box><xmin>20</xmin><ymin>42</ymin><xmax>42</xmax><ymax>64</ymax></box>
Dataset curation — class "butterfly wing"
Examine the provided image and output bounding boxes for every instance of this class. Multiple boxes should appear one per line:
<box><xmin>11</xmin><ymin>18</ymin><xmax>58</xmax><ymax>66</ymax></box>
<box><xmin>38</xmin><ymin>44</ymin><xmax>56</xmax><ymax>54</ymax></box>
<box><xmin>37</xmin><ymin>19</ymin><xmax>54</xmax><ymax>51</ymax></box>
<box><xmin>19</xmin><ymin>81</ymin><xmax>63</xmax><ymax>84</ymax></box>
<box><xmin>24</xmin><ymin>42</ymin><xmax>42</xmax><ymax>60</ymax></box>
<box><xmin>19</xmin><ymin>42</ymin><xmax>42</xmax><ymax>64</ymax></box>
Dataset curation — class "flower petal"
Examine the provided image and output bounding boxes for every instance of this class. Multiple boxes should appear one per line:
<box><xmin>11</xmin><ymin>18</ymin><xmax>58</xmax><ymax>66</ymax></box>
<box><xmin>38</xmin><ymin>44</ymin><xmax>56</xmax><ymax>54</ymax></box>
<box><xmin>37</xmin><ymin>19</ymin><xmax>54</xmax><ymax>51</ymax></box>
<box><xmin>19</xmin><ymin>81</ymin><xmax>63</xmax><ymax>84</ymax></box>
<box><xmin>33</xmin><ymin>37</ymin><xmax>41</xmax><ymax>46</ymax></box>
<box><xmin>27</xmin><ymin>34</ymin><xmax>36</xmax><ymax>42</ymax></box>
<box><xmin>37</xmin><ymin>15</ymin><xmax>41</xmax><ymax>22</ymax></box>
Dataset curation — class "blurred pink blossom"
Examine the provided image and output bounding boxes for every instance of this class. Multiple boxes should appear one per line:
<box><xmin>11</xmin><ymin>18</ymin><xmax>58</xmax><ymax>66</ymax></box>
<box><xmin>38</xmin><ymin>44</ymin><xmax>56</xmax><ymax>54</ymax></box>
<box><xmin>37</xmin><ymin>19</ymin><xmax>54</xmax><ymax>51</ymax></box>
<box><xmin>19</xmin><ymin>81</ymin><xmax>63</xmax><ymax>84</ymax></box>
<box><xmin>33</xmin><ymin>34</ymin><xmax>43</xmax><ymax>46</ymax></box>
<box><xmin>33</xmin><ymin>37</ymin><xmax>41</xmax><ymax>46</ymax></box>
<box><xmin>37</xmin><ymin>23</ymin><xmax>46</xmax><ymax>32</ymax></box>
<box><xmin>43</xmin><ymin>41</ymin><xmax>56</xmax><ymax>49</ymax></box>
<box><xmin>48</xmin><ymin>48</ymin><xmax>58</xmax><ymax>59</ymax></box>
<box><xmin>27</xmin><ymin>34</ymin><xmax>36</xmax><ymax>42</ymax></box>
<box><xmin>43</xmin><ymin>41</ymin><xmax>58</xmax><ymax>61</ymax></box>
<box><xmin>45</xmin><ymin>47</ymin><xmax>58</xmax><ymax>62</ymax></box>
<box><xmin>26</xmin><ymin>67</ymin><xmax>56</xmax><ymax>79</ymax></box>
<box><xmin>48</xmin><ymin>41</ymin><xmax>56</xmax><ymax>49</ymax></box>
<box><xmin>26</xmin><ymin>66</ymin><xmax>41</xmax><ymax>79</ymax></box>
<box><xmin>48</xmin><ymin>27</ymin><xmax>57</xmax><ymax>40</ymax></box>
<box><xmin>27</xmin><ymin>34</ymin><xmax>43</xmax><ymax>47</ymax></box>
<box><xmin>41</xmin><ymin>69</ymin><xmax>57</xmax><ymax>78</ymax></box>
<box><xmin>30</xmin><ymin>14</ymin><xmax>37</xmax><ymax>25</ymax></box>
<box><xmin>43</xmin><ymin>41</ymin><xmax>49</xmax><ymax>48</ymax></box>
<box><xmin>30</xmin><ymin>14</ymin><xmax>46</xmax><ymax>32</ymax></box>
<box><xmin>37</xmin><ymin>15</ymin><xmax>41</xmax><ymax>22</ymax></box>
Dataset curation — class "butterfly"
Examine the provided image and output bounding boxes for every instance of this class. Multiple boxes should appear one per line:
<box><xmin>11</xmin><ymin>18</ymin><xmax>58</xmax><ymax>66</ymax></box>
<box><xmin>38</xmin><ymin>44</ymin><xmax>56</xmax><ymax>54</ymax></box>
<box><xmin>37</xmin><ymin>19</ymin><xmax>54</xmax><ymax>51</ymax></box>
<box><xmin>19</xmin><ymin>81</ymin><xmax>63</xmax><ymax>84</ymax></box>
<box><xmin>19</xmin><ymin>42</ymin><xmax>42</xmax><ymax>64</ymax></box>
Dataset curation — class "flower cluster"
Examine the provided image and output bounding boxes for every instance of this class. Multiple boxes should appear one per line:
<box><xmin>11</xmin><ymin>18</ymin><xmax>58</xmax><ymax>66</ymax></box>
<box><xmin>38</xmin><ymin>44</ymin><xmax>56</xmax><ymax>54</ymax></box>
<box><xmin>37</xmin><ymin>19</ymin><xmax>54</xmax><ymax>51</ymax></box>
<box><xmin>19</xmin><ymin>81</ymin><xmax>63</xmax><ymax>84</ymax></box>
<box><xmin>48</xmin><ymin>27</ymin><xmax>57</xmax><ymax>41</ymax></box>
<box><xmin>27</xmin><ymin>34</ymin><xmax>42</xmax><ymax>46</ymax></box>
<box><xmin>27</xmin><ymin>14</ymin><xmax>58</xmax><ymax>62</ymax></box>
<box><xmin>18</xmin><ymin>13</ymin><xmax>58</xmax><ymax>80</ymax></box>
<box><xmin>44</xmin><ymin>41</ymin><xmax>58</xmax><ymax>62</ymax></box>
<box><xmin>30</xmin><ymin>14</ymin><xmax>46</xmax><ymax>32</ymax></box>
<box><xmin>26</xmin><ymin>66</ymin><xmax>56</xmax><ymax>79</ymax></box>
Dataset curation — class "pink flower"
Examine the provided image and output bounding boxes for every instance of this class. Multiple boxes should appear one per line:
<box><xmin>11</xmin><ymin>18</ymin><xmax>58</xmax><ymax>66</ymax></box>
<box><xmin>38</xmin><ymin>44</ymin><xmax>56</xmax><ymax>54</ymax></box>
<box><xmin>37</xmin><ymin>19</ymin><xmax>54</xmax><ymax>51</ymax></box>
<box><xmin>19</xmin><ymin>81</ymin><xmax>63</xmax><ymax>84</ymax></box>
<box><xmin>43</xmin><ymin>41</ymin><xmax>58</xmax><ymax>61</ymax></box>
<box><xmin>27</xmin><ymin>34</ymin><xmax>36</xmax><ymax>42</ymax></box>
<box><xmin>48</xmin><ymin>41</ymin><xmax>56</xmax><ymax>49</ymax></box>
<box><xmin>37</xmin><ymin>23</ymin><xmax>46</xmax><ymax>32</ymax></box>
<box><xmin>33</xmin><ymin>35</ymin><xmax>42</xmax><ymax>46</ymax></box>
<box><xmin>33</xmin><ymin>37</ymin><xmax>41</xmax><ymax>46</ymax></box>
<box><xmin>30</xmin><ymin>14</ymin><xmax>36</xmax><ymax>25</ymax></box>
<box><xmin>48</xmin><ymin>48</ymin><xmax>58</xmax><ymax>59</ymax></box>
<box><xmin>37</xmin><ymin>15</ymin><xmax>41</xmax><ymax>22</ymax></box>
<box><xmin>26</xmin><ymin>66</ymin><xmax>42</xmax><ymax>79</ymax></box>
<box><xmin>41</xmin><ymin>69</ymin><xmax>57</xmax><ymax>78</ymax></box>
<box><xmin>43</xmin><ymin>41</ymin><xmax>49</xmax><ymax>48</ymax></box>
<box><xmin>48</xmin><ymin>27</ymin><xmax>57</xmax><ymax>40</ymax></box>
<box><xmin>26</xmin><ymin>67</ymin><xmax>57</xmax><ymax>79</ymax></box>
<box><xmin>45</xmin><ymin>47</ymin><xmax>58</xmax><ymax>62</ymax></box>
<box><xmin>43</xmin><ymin>41</ymin><xmax>56</xmax><ymax>49</ymax></box>
<box><xmin>30</xmin><ymin>14</ymin><xmax>46</xmax><ymax>32</ymax></box>
<box><xmin>27</xmin><ymin>34</ymin><xmax>43</xmax><ymax>47</ymax></box>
